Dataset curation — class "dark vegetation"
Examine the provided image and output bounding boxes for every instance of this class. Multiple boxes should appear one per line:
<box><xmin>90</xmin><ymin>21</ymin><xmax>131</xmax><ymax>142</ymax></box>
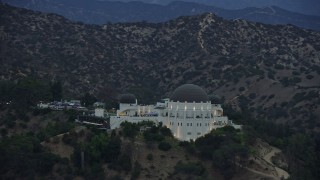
<box><xmin>72</xmin><ymin>132</ymin><xmax>123</xmax><ymax>179</ymax></box>
<box><xmin>0</xmin><ymin>134</ymin><xmax>61</xmax><ymax>179</ymax></box>
<box><xmin>37</xmin><ymin>121</ymin><xmax>75</xmax><ymax>141</ymax></box>
<box><xmin>0</xmin><ymin>79</ymin><xmax>77</xmax><ymax>179</ymax></box>
<box><xmin>174</xmin><ymin>161</ymin><xmax>205</xmax><ymax>176</ymax></box>
<box><xmin>0</xmin><ymin>78</ymin><xmax>62</xmax><ymax>107</ymax></box>
<box><xmin>178</xmin><ymin>126</ymin><xmax>249</xmax><ymax>179</ymax></box>
<box><xmin>225</xmin><ymin>104</ymin><xmax>320</xmax><ymax>180</ymax></box>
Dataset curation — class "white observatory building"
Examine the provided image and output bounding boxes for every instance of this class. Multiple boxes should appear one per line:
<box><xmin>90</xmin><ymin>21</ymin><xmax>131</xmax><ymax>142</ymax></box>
<box><xmin>110</xmin><ymin>84</ymin><xmax>241</xmax><ymax>141</ymax></box>
<box><xmin>159</xmin><ymin>84</ymin><xmax>238</xmax><ymax>141</ymax></box>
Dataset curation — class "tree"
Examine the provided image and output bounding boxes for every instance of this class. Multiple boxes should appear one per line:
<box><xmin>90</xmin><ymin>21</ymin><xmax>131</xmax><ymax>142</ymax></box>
<box><xmin>81</xmin><ymin>93</ymin><xmax>97</xmax><ymax>107</ymax></box>
<box><xmin>86</xmin><ymin>133</ymin><xmax>109</xmax><ymax>163</ymax></box>
<box><xmin>51</xmin><ymin>81</ymin><xmax>62</xmax><ymax>101</ymax></box>
<box><xmin>160</xmin><ymin>126</ymin><xmax>173</xmax><ymax>137</ymax></box>
<box><xmin>14</xmin><ymin>78</ymin><xmax>52</xmax><ymax>106</ymax></box>
<box><xmin>105</xmin><ymin>136</ymin><xmax>121</xmax><ymax>163</ymax></box>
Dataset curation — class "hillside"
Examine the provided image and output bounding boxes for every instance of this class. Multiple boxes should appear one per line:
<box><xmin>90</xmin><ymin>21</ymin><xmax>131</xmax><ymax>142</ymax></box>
<box><xmin>0</xmin><ymin>4</ymin><xmax>320</xmax><ymax>129</ymax></box>
<box><xmin>0</xmin><ymin>104</ymin><xmax>288</xmax><ymax>180</ymax></box>
<box><xmin>2</xmin><ymin>0</ymin><xmax>320</xmax><ymax>30</ymax></box>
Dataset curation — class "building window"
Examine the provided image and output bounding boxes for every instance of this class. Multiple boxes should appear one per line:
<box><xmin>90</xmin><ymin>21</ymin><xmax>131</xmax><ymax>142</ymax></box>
<box><xmin>200</xmin><ymin>123</ymin><xmax>201</xmax><ymax>126</ymax></box>
<box><xmin>197</xmin><ymin>132</ymin><xmax>201</xmax><ymax>135</ymax></box>
<box><xmin>197</xmin><ymin>123</ymin><xmax>198</xmax><ymax>127</ymax></box>
<box><xmin>187</xmin><ymin>132</ymin><xmax>191</xmax><ymax>135</ymax></box>
<box><xmin>181</xmin><ymin>123</ymin><xmax>182</xmax><ymax>126</ymax></box>
<box><xmin>187</xmin><ymin>123</ymin><xmax>189</xmax><ymax>126</ymax></box>
<box><xmin>190</xmin><ymin>123</ymin><xmax>192</xmax><ymax>126</ymax></box>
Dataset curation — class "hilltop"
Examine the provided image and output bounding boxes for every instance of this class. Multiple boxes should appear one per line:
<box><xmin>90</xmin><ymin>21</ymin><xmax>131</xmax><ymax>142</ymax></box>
<box><xmin>1</xmin><ymin>4</ymin><xmax>320</xmax><ymax>129</ymax></box>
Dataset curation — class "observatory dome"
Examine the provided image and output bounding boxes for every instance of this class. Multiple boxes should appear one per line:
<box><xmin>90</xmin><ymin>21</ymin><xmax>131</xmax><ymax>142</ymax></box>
<box><xmin>119</xmin><ymin>94</ymin><xmax>136</xmax><ymax>104</ymax></box>
<box><xmin>170</xmin><ymin>84</ymin><xmax>209</xmax><ymax>103</ymax></box>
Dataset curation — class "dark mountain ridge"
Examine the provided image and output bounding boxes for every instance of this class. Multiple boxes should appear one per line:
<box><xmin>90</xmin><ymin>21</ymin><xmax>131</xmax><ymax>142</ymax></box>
<box><xmin>1</xmin><ymin>4</ymin><xmax>320</xmax><ymax>130</ymax></box>
<box><xmin>2</xmin><ymin>0</ymin><xmax>320</xmax><ymax>31</ymax></box>
<box><xmin>106</xmin><ymin>0</ymin><xmax>320</xmax><ymax>16</ymax></box>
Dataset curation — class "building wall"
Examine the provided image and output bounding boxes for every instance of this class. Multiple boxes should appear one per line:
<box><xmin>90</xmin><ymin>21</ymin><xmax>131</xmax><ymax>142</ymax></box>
<box><xmin>158</xmin><ymin>101</ymin><xmax>229</xmax><ymax>141</ymax></box>
<box><xmin>95</xmin><ymin>108</ymin><xmax>105</xmax><ymax>117</ymax></box>
<box><xmin>110</xmin><ymin>101</ymin><xmax>240</xmax><ymax>141</ymax></box>
<box><xmin>117</xmin><ymin>103</ymin><xmax>157</xmax><ymax>117</ymax></box>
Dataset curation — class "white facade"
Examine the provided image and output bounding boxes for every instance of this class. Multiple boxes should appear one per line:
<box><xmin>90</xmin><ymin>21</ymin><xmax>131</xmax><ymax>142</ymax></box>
<box><xmin>95</xmin><ymin>108</ymin><xmax>105</xmax><ymax>117</ymax></box>
<box><xmin>110</xmin><ymin>100</ymin><xmax>160</xmax><ymax>129</ymax></box>
<box><xmin>110</xmin><ymin>85</ymin><xmax>241</xmax><ymax>141</ymax></box>
<box><xmin>159</xmin><ymin>100</ymin><xmax>231</xmax><ymax>141</ymax></box>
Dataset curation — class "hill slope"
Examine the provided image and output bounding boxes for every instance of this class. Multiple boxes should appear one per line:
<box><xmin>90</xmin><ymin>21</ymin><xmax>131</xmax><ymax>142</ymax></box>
<box><xmin>0</xmin><ymin>4</ymin><xmax>320</xmax><ymax>128</ymax></box>
<box><xmin>2</xmin><ymin>0</ymin><xmax>320</xmax><ymax>31</ymax></box>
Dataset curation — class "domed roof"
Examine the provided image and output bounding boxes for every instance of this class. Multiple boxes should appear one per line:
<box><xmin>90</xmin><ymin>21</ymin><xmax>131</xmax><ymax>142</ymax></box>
<box><xmin>119</xmin><ymin>94</ymin><xmax>136</xmax><ymax>104</ymax></box>
<box><xmin>170</xmin><ymin>84</ymin><xmax>209</xmax><ymax>103</ymax></box>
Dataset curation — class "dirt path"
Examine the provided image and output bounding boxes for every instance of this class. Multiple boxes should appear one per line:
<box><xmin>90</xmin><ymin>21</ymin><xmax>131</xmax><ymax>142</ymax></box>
<box><xmin>263</xmin><ymin>146</ymin><xmax>290</xmax><ymax>179</ymax></box>
<box><xmin>40</xmin><ymin>126</ymin><xmax>86</xmax><ymax>159</ymax></box>
<box><xmin>244</xmin><ymin>166</ymin><xmax>282</xmax><ymax>179</ymax></box>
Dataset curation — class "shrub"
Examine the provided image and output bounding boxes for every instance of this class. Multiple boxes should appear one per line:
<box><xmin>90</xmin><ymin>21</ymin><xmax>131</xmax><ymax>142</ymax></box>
<box><xmin>179</xmin><ymin>141</ymin><xmax>195</xmax><ymax>154</ymax></box>
<box><xmin>306</xmin><ymin>75</ymin><xmax>314</xmax><ymax>79</ymax></box>
<box><xmin>62</xmin><ymin>134</ymin><xmax>73</xmax><ymax>145</ymax></box>
<box><xmin>292</xmin><ymin>71</ymin><xmax>300</xmax><ymax>75</ymax></box>
<box><xmin>174</xmin><ymin>161</ymin><xmax>205</xmax><ymax>176</ymax></box>
<box><xmin>147</xmin><ymin>153</ymin><xmax>153</xmax><ymax>161</ymax></box>
<box><xmin>131</xmin><ymin>161</ymin><xmax>141</xmax><ymax>180</ymax></box>
<box><xmin>239</xmin><ymin>87</ymin><xmax>245</xmax><ymax>92</ymax></box>
<box><xmin>0</xmin><ymin>128</ymin><xmax>8</xmax><ymax>137</ymax></box>
<box><xmin>144</xmin><ymin>131</ymin><xmax>164</xmax><ymax>142</ymax></box>
<box><xmin>249</xmin><ymin>93</ymin><xmax>256</xmax><ymax>99</ymax></box>
<box><xmin>274</xmin><ymin>64</ymin><xmax>284</xmax><ymax>70</ymax></box>
<box><xmin>158</xmin><ymin>142</ymin><xmax>171</xmax><ymax>151</ymax></box>
<box><xmin>114</xmin><ymin>154</ymin><xmax>132</xmax><ymax>172</ymax></box>
<box><xmin>268</xmin><ymin>94</ymin><xmax>275</xmax><ymax>99</ymax></box>
<box><xmin>32</xmin><ymin>108</ymin><xmax>51</xmax><ymax>116</ymax></box>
